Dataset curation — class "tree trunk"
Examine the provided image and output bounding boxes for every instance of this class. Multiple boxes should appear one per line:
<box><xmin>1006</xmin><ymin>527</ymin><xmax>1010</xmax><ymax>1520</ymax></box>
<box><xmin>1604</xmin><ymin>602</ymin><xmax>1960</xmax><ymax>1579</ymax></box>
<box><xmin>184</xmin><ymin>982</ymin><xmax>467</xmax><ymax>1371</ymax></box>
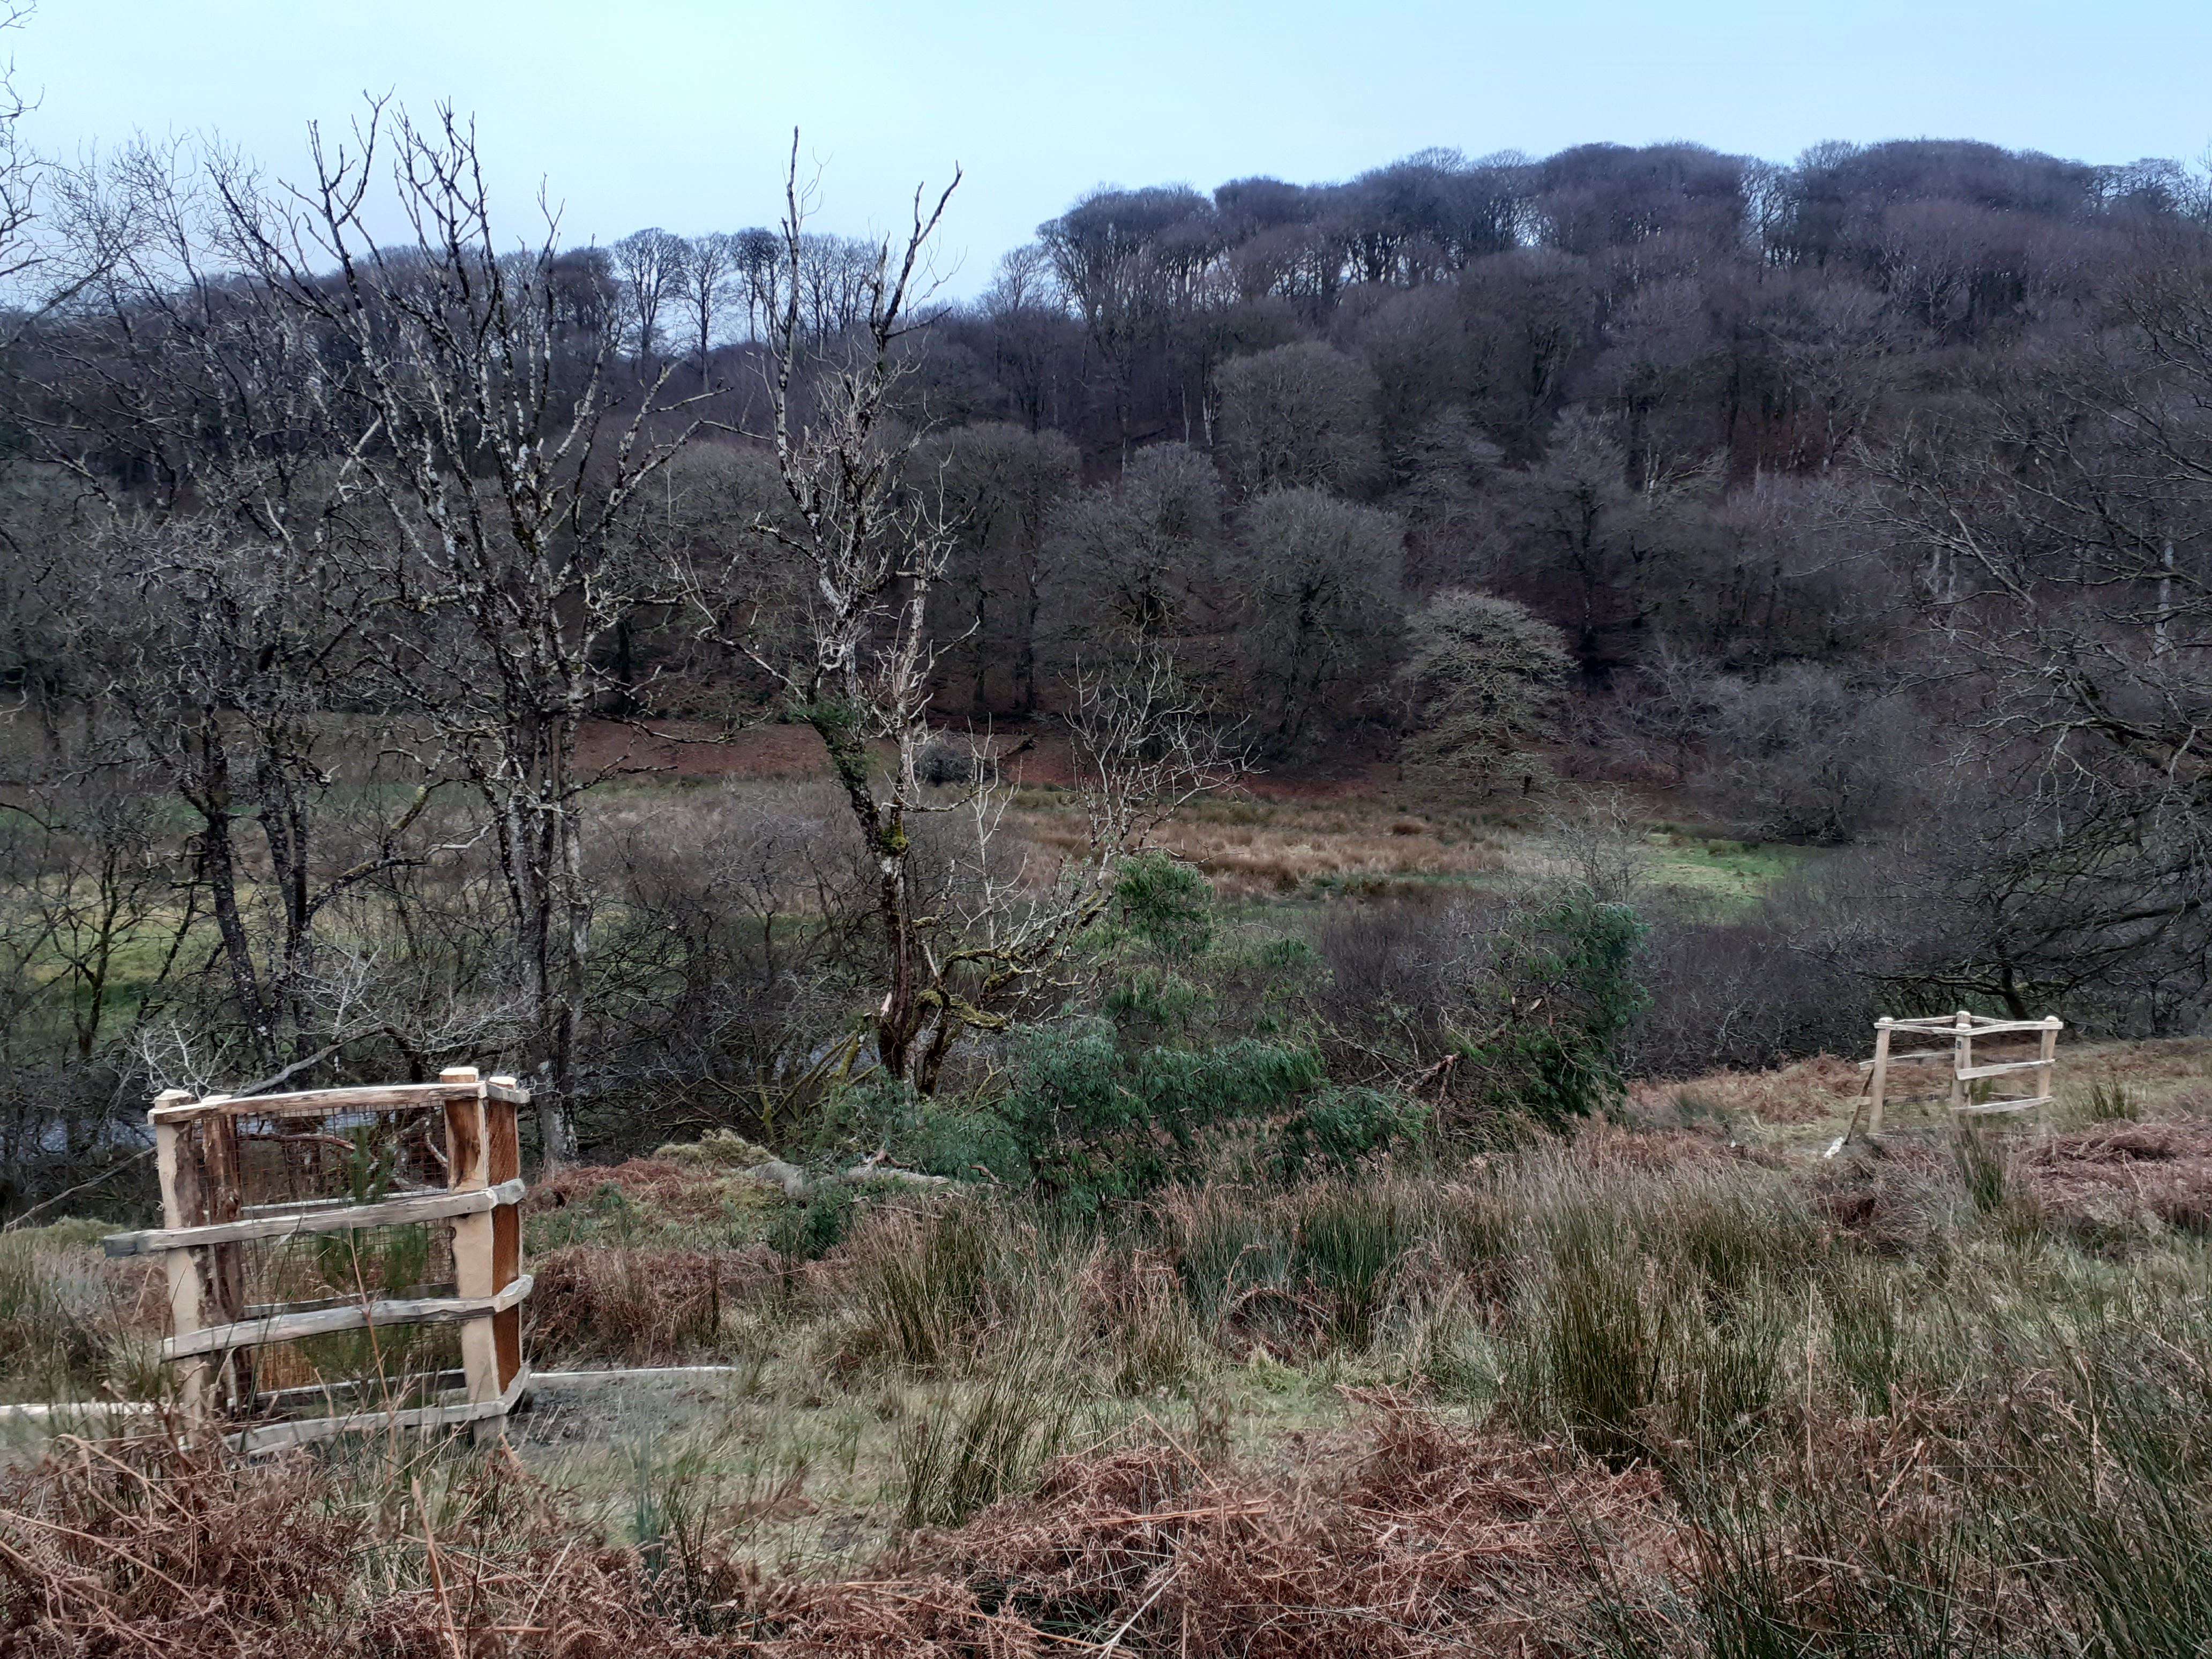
<box><xmin>185</xmin><ymin>721</ymin><xmax>274</xmax><ymax>1068</ymax></box>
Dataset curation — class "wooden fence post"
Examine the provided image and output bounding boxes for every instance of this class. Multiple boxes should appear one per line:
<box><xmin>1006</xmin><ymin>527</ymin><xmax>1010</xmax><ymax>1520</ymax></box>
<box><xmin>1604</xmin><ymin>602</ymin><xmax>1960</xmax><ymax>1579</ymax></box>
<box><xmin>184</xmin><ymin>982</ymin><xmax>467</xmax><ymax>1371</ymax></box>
<box><xmin>485</xmin><ymin>1075</ymin><xmax>524</xmax><ymax>1400</ymax></box>
<box><xmin>441</xmin><ymin>1066</ymin><xmax>505</xmax><ymax>1442</ymax></box>
<box><xmin>151</xmin><ymin>1092</ymin><xmax>251</xmax><ymax>1413</ymax></box>
<box><xmin>152</xmin><ymin>1095</ymin><xmax>204</xmax><ymax>1412</ymax></box>
<box><xmin>1867</xmin><ymin>1018</ymin><xmax>1894</xmax><ymax>1139</ymax></box>
<box><xmin>1949</xmin><ymin>1011</ymin><xmax>1974</xmax><ymax>1127</ymax></box>
<box><xmin>197</xmin><ymin>1112</ymin><xmax>250</xmax><ymax>1408</ymax></box>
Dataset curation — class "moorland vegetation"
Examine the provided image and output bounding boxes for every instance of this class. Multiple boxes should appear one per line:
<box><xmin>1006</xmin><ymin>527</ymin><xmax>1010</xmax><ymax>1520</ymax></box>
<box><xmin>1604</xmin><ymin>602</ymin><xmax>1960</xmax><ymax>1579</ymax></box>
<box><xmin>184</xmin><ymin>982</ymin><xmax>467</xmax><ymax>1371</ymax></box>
<box><xmin>0</xmin><ymin>50</ymin><xmax>2207</xmax><ymax>1656</ymax></box>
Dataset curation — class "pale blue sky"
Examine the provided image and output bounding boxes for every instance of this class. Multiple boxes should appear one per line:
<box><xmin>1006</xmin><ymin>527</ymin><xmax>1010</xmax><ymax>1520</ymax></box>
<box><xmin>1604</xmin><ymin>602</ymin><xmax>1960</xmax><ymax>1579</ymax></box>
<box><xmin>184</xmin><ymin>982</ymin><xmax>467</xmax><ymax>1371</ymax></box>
<box><xmin>17</xmin><ymin>0</ymin><xmax>2210</xmax><ymax>291</ymax></box>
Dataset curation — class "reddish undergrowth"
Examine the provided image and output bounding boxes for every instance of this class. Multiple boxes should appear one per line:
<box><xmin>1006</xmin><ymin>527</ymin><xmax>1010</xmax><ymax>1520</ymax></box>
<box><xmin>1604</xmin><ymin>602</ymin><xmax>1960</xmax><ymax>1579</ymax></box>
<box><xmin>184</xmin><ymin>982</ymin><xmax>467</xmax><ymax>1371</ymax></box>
<box><xmin>2030</xmin><ymin>1119</ymin><xmax>2212</xmax><ymax>1230</ymax></box>
<box><xmin>0</xmin><ymin>1400</ymin><xmax>1677</xmax><ymax>1658</ymax></box>
<box><xmin>528</xmin><ymin>1244</ymin><xmax>775</xmax><ymax>1366</ymax></box>
<box><xmin>724</xmin><ymin>1396</ymin><xmax>1677</xmax><ymax>1657</ymax></box>
<box><xmin>0</xmin><ymin>1427</ymin><xmax>718</xmax><ymax>1658</ymax></box>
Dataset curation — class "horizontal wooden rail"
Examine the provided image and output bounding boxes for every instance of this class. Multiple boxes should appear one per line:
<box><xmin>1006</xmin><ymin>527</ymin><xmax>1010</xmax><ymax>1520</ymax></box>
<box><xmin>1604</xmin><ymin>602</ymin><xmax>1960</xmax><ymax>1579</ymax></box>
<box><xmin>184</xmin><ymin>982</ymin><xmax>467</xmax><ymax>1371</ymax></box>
<box><xmin>1956</xmin><ymin>1058</ymin><xmax>2054</xmax><ymax>1082</ymax></box>
<box><xmin>232</xmin><ymin>1366</ymin><xmax>532</xmax><ymax>1457</ymax></box>
<box><xmin>163</xmin><ymin>1273</ymin><xmax>533</xmax><ymax>1361</ymax></box>
<box><xmin>104</xmin><ymin>1178</ymin><xmax>525</xmax><ymax>1257</ymax></box>
<box><xmin>1859</xmin><ymin>1050</ymin><xmax>1955</xmax><ymax>1069</ymax></box>
<box><xmin>151</xmin><ymin>1083</ymin><xmax>464</xmax><ymax>1126</ymax></box>
<box><xmin>152</xmin><ymin>1078</ymin><xmax>530</xmax><ymax>1126</ymax></box>
<box><xmin>1883</xmin><ymin>1017</ymin><xmax>2062</xmax><ymax>1037</ymax></box>
<box><xmin>1957</xmin><ymin>1095</ymin><xmax>2052</xmax><ymax>1116</ymax></box>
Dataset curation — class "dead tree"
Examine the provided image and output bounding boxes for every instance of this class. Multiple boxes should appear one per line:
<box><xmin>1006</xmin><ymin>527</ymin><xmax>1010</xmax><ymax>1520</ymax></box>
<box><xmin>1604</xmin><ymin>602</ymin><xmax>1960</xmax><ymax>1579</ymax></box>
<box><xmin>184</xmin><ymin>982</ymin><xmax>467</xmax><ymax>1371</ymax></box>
<box><xmin>720</xmin><ymin>146</ymin><xmax>963</xmax><ymax>1086</ymax></box>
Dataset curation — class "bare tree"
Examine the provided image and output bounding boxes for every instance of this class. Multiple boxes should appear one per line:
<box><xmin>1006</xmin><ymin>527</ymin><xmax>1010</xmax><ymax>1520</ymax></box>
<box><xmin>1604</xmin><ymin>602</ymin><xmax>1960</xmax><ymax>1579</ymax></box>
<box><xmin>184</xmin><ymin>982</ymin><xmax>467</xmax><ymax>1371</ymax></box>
<box><xmin>707</xmin><ymin>149</ymin><xmax>1240</xmax><ymax>1090</ymax></box>
<box><xmin>1400</xmin><ymin>588</ymin><xmax>1572</xmax><ymax>796</ymax></box>
<box><xmin>1235</xmin><ymin>487</ymin><xmax>1403</xmax><ymax>751</ymax></box>
<box><xmin>729</xmin><ymin>226</ymin><xmax>782</xmax><ymax>340</ymax></box>
<box><xmin>218</xmin><ymin>102</ymin><xmax>698</xmax><ymax>1162</ymax></box>
<box><xmin>609</xmin><ymin>226</ymin><xmax>686</xmax><ymax>370</ymax></box>
<box><xmin>672</xmin><ymin>230</ymin><xmax>738</xmax><ymax>393</ymax></box>
<box><xmin>1041</xmin><ymin>442</ymin><xmax>1223</xmax><ymax>646</ymax></box>
<box><xmin>923</xmin><ymin>420</ymin><xmax>1080</xmax><ymax>713</ymax></box>
<box><xmin>904</xmin><ymin>650</ymin><xmax>1242</xmax><ymax>1090</ymax></box>
<box><xmin>705</xmin><ymin>148</ymin><xmax>965</xmax><ymax>1086</ymax></box>
<box><xmin>1215</xmin><ymin>340</ymin><xmax>1382</xmax><ymax>494</ymax></box>
<box><xmin>17</xmin><ymin>141</ymin><xmax>443</xmax><ymax>1080</ymax></box>
<box><xmin>1598</xmin><ymin>638</ymin><xmax>1721</xmax><ymax>786</ymax></box>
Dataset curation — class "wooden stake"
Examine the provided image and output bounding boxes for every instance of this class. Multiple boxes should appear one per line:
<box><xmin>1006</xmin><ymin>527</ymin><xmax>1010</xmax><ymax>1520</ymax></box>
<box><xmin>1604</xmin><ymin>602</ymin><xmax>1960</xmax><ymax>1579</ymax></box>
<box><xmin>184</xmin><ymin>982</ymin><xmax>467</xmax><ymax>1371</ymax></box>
<box><xmin>152</xmin><ymin>1105</ymin><xmax>206</xmax><ymax>1413</ymax></box>
<box><xmin>1949</xmin><ymin>1011</ymin><xmax>1972</xmax><ymax>1128</ymax></box>
<box><xmin>1867</xmin><ymin>1019</ymin><xmax>1894</xmax><ymax>1140</ymax></box>
<box><xmin>440</xmin><ymin>1067</ymin><xmax>504</xmax><ymax>1443</ymax></box>
<box><xmin>196</xmin><ymin>1114</ymin><xmax>250</xmax><ymax>1409</ymax></box>
<box><xmin>483</xmin><ymin>1080</ymin><xmax>524</xmax><ymax>1394</ymax></box>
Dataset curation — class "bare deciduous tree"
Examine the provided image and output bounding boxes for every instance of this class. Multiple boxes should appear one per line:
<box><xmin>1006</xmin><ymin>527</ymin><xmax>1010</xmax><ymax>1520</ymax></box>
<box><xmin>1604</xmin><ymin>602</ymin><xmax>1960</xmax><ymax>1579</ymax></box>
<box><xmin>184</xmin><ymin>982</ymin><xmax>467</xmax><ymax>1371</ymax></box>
<box><xmin>905</xmin><ymin>650</ymin><xmax>1243</xmax><ymax>1089</ymax></box>
<box><xmin>703</xmin><ymin>147</ymin><xmax>967</xmax><ymax>1086</ymax></box>
<box><xmin>1215</xmin><ymin>340</ymin><xmax>1382</xmax><ymax>495</ymax></box>
<box><xmin>707</xmin><ymin>150</ymin><xmax>1242</xmax><ymax>1090</ymax></box>
<box><xmin>1400</xmin><ymin>588</ymin><xmax>1571</xmax><ymax>796</ymax></box>
<box><xmin>1235</xmin><ymin>487</ymin><xmax>1402</xmax><ymax>751</ymax></box>
<box><xmin>219</xmin><ymin>102</ymin><xmax>698</xmax><ymax>1162</ymax></box>
<box><xmin>610</xmin><ymin>226</ymin><xmax>687</xmax><ymax>370</ymax></box>
<box><xmin>672</xmin><ymin>230</ymin><xmax>738</xmax><ymax>393</ymax></box>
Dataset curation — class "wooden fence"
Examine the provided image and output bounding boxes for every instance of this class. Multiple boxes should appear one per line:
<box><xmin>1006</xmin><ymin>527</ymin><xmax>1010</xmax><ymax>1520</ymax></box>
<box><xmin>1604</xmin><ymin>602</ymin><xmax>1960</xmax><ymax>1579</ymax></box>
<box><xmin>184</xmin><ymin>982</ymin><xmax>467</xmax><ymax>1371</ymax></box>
<box><xmin>102</xmin><ymin>1066</ymin><xmax>532</xmax><ymax>1451</ymax></box>
<box><xmin>1864</xmin><ymin>1011</ymin><xmax>2062</xmax><ymax>1138</ymax></box>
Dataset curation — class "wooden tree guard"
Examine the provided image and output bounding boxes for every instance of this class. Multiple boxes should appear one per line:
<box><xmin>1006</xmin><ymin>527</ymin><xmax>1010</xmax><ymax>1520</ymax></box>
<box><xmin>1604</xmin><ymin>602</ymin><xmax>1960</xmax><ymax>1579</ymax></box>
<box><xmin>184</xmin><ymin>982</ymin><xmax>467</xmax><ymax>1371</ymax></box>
<box><xmin>104</xmin><ymin>1066</ymin><xmax>533</xmax><ymax>1450</ymax></box>
<box><xmin>1862</xmin><ymin>1011</ymin><xmax>2063</xmax><ymax>1139</ymax></box>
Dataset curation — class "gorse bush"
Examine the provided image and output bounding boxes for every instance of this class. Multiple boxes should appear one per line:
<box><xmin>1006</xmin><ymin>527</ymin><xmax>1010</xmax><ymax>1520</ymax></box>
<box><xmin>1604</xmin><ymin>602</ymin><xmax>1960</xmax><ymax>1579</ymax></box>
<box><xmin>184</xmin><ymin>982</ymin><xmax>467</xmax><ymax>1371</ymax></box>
<box><xmin>804</xmin><ymin>1071</ymin><xmax>1034</xmax><ymax>1184</ymax></box>
<box><xmin>1002</xmin><ymin>1022</ymin><xmax>1420</xmax><ymax>1206</ymax></box>
<box><xmin>1273</xmin><ymin>1085</ymin><xmax>1431</xmax><ymax>1179</ymax></box>
<box><xmin>978</xmin><ymin>854</ymin><xmax>1436</xmax><ymax>1207</ymax></box>
<box><xmin>765</xmin><ymin>1184</ymin><xmax>857</xmax><ymax>1261</ymax></box>
<box><xmin>1462</xmin><ymin>894</ymin><xmax>1650</xmax><ymax>1127</ymax></box>
<box><xmin>1110</xmin><ymin>850</ymin><xmax>1215</xmax><ymax>958</ymax></box>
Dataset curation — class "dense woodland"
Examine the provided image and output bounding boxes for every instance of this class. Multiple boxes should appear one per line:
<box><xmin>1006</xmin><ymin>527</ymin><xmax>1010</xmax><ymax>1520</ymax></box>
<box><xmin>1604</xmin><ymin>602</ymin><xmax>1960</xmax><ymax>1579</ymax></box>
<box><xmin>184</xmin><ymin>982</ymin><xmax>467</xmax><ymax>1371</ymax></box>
<box><xmin>3</xmin><ymin>104</ymin><xmax>2211</xmax><ymax>1216</ymax></box>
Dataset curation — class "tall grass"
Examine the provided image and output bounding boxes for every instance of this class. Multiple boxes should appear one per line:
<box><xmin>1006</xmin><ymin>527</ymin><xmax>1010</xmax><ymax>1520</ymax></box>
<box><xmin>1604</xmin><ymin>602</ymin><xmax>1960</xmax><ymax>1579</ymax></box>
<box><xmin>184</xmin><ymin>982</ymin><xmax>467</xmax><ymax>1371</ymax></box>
<box><xmin>10</xmin><ymin>1093</ymin><xmax>2212</xmax><ymax>1651</ymax></box>
<box><xmin>0</xmin><ymin>1222</ymin><xmax>162</xmax><ymax>1404</ymax></box>
<box><xmin>855</xmin><ymin>1199</ymin><xmax>1000</xmax><ymax>1370</ymax></box>
<box><xmin>896</xmin><ymin>1356</ymin><xmax>1082</xmax><ymax>1529</ymax></box>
